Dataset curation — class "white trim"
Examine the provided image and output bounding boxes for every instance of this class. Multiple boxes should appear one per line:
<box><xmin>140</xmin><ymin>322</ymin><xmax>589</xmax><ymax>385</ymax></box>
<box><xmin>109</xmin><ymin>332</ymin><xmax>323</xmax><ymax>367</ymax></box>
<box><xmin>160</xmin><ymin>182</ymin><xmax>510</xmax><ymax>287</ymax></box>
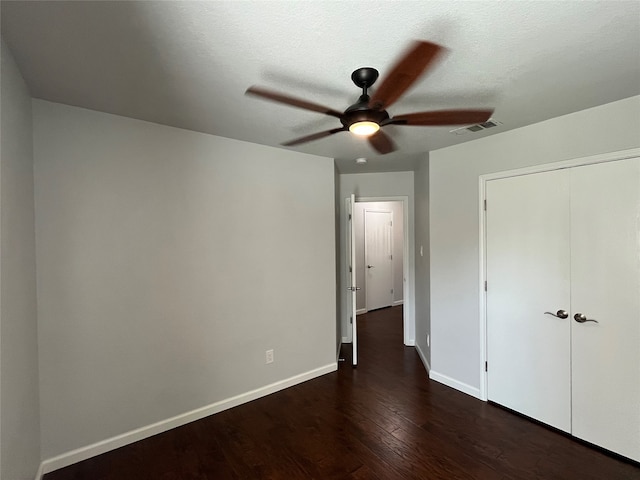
<box><xmin>478</xmin><ymin>174</ymin><xmax>488</xmax><ymax>401</ymax></box>
<box><xmin>350</xmin><ymin>194</ymin><xmax>358</xmax><ymax>367</ymax></box>
<box><xmin>429</xmin><ymin>370</ymin><xmax>481</xmax><ymax>400</ymax></box>
<box><xmin>392</xmin><ymin>300</ymin><xmax>404</xmax><ymax>307</ymax></box>
<box><xmin>34</xmin><ymin>462</ymin><xmax>45</xmax><ymax>480</ymax></box>
<box><xmin>356</xmin><ymin>308</ymin><xmax>367</xmax><ymax>315</ymax></box>
<box><xmin>478</xmin><ymin>147</ymin><xmax>640</xmax><ymax>403</ymax></box>
<box><xmin>415</xmin><ymin>343</ymin><xmax>431</xmax><ymax>373</ymax></box>
<box><xmin>37</xmin><ymin>363</ymin><xmax>337</xmax><ymax>478</ymax></box>
<box><xmin>344</xmin><ymin>197</ymin><xmax>354</xmax><ymax>344</ymax></box>
<box><xmin>482</xmin><ymin>148</ymin><xmax>640</xmax><ymax>182</ymax></box>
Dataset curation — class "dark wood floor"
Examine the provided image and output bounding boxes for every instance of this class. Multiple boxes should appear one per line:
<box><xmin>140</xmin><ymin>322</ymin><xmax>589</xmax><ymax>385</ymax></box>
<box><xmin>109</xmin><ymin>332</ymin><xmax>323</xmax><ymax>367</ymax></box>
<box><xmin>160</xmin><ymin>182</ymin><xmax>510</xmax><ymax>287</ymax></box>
<box><xmin>45</xmin><ymin>306</ymin><xmax>638</xmax><ymax>479</ymax></box>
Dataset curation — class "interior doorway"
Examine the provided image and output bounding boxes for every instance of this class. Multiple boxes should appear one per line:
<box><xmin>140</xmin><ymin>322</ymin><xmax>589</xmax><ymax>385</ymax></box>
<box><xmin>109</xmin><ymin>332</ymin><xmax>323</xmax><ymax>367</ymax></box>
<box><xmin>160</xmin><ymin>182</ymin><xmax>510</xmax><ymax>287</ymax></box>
<box><xmin>354</xmin><ymin>201</ymin><xmax>404</xmax><ymax>314</ymax></box>
<box><xmin>343</xmin><ymin>195</ymin><xmax>412</xmax><ymax>352</ymax></box>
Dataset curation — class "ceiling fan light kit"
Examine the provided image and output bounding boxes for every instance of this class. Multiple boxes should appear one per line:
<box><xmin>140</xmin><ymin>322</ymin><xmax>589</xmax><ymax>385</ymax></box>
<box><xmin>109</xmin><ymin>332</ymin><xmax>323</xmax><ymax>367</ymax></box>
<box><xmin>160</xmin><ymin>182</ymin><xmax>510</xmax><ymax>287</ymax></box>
<box><xmin>246</xmin><ymin>40</ymin><xmax>493</xmax><ymax>155</ymax></box>
<box><xmin>349</xmin><ymin>121</ymin><xmax>380</xmax><ymax>136</ymax></box>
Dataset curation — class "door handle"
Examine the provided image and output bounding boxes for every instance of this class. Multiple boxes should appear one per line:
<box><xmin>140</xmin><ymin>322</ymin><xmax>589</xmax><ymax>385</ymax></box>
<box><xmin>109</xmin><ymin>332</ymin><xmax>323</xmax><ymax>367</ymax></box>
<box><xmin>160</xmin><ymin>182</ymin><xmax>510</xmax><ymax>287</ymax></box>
<box><xmin>574</xmin><ymin>313</ymin><xmax>598</xmax><ymax>324</ymax></box>
<box><xmin>367</xmin><ymin>265</ymin><xmax>374</xmax><ymax>269</ymax></box>
<box><xmin>544</xmin><ymin>309</ymin><xmax>569</xmax><ymax>319</ymax></box>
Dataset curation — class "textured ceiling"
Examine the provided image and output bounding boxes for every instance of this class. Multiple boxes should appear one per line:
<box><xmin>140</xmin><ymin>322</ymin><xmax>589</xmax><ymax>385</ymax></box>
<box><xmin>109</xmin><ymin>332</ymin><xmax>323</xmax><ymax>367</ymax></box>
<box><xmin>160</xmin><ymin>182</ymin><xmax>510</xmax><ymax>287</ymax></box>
<box><xmin>2</xmin><ymin>1</ymin><xmax>639</xmax><ymax>173</ymax></box>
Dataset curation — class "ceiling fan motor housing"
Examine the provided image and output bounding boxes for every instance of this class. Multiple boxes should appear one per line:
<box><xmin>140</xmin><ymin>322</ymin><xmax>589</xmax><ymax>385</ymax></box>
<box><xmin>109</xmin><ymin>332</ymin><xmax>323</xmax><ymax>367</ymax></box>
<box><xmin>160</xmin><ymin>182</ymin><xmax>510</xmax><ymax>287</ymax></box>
<box><xmin>341</xmin><ymin>98</ymin><xmax>389</xmax><ymax>128</ymax></box>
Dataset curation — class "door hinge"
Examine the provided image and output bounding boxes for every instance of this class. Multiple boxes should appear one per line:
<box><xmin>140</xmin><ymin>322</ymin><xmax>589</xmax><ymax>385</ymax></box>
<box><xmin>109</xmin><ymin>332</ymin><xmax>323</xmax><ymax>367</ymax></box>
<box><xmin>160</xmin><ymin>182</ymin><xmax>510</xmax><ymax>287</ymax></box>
<box><xmin>390</xmin><ymin>221</ymin><xmax>393</xmax><ymax>227</ymax></box>
<box><xmin>390</xmin><ymin>254</ymin><xmax>393</xmax><ymax>260</ymax></box>
<box><xmin>350</xmin><ymin>316</ymin><xmax>353</xmax><ymax>324</ymax></box>
<box><xmin>349</xmin><ymin>266</ymin><xmax>352</xmax><ymax>273</ymax></box>
<box><xmin>390</xmin><ymin>289</ymin><xmax>394</xmax><ymax>294</ymax></box>
<box><xmin>348</xmin><ymin>214</ymin><xmax>352</xmax><ymax>220</ymax></box>
<box><xmin>484</xmin><ymin>199</ymin><xmax>487</xmax><ymax>211</ymax></box>
<box><xmin>484</xmin><ymin>280</ymin><xmax>487</xmax><ymax>292</ymax></box>
<box><xmin>485</xmin><ymin>361</ymin><xmax>488</xmax><ymax>372</ymax></box>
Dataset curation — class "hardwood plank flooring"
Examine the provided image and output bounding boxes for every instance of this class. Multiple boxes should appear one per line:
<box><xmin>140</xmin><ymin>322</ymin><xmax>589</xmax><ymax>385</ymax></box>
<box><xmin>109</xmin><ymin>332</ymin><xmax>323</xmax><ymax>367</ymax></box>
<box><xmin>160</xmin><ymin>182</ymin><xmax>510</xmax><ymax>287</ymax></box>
<box><xmin>44</xmin><ymin>306</ymin><xmax>639</xmax><ymax>479</ymax></box>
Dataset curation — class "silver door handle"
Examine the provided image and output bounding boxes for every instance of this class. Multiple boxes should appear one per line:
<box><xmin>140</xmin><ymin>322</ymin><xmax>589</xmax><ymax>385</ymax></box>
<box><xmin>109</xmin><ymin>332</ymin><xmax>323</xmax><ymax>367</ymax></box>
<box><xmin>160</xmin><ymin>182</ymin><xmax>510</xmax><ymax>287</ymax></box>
<box><xmin>574</xmin><ymin>313</ymin><xmax>598</xmax><ymax>324</ymax></box>
<box><xmin>367</xmin><ymin>265</ymin><xmax>374</xmax><ymax>269</ymax></box>
<box><xmin>544</xmin><ymin>309</ymin><xmax>568</xmax><ymax>319</ymax></box>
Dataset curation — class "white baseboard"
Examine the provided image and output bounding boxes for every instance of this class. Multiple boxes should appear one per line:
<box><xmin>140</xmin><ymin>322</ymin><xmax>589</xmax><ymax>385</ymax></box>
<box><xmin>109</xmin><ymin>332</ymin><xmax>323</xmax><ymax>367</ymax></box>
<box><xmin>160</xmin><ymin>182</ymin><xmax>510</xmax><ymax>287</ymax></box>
<box><xmin>415</xmin><ymin>343</ymin><xmax>430</xmax><ymax>372</ymax></box>
<box><xmin>37</xmin><ymin>362</ymin><xmax>337</xmax><ymax>478</ymax></box>
<box><xmin>34</xmin><ymin>462</ymin><xmax>45</xmax><ymax>480</ymax></box>
<box><xmin>356</xmin><ymin>308</ymin><xmax>367</xmax><ymax>315</ymax></box>
<box><xmin>429</xmin><ymin>370</ymin><xmax>481</xmax><ymax>400</ymax></box>
<box><xmin>393</xmin><ymin>299</ymin><xmax>404</xmax><ymax>306</ymax></box>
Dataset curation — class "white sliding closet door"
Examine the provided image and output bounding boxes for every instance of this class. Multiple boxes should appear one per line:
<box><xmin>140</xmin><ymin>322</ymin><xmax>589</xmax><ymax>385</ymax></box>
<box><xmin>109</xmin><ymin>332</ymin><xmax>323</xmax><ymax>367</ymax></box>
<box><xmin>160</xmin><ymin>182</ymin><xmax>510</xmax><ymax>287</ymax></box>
<box><xmin>570</xmin><ymin>157</ymin><xmax>640</xmax><ymax>462</ymax></box>
<box><xmin>486</xmin><ymin>170</ymin><xmax>572</xmax><ymax>433</ymax></box>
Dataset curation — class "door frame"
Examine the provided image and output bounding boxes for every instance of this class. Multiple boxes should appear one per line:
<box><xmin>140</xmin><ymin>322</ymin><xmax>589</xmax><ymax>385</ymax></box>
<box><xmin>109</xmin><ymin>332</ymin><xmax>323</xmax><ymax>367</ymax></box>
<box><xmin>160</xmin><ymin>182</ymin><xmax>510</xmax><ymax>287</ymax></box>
<box><xmin>364</xmin><ymin>208</ymin><xmax>394</xmax><ymax>312</ymax></box>
<box><xmin>349</xmin><ymin>194</ymin><xmax>358</xmax><ymax>366</ymax></box>
<box><xmin>344</xmin><ymin>195</ymin><xmax>413</xmax><ymax>346</ymax></box>
<box><xmin>478</xmin><ymin>147</ymin><xmax>640</xmax><ymax>401</ymax></box>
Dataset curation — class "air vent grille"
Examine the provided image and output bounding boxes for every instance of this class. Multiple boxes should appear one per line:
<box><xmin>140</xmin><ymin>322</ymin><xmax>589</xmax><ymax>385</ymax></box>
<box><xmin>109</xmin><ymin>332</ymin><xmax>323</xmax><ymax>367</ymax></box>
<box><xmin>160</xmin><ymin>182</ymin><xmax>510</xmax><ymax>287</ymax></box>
<box><xmin>450</xmin><ymin>118</ymin><xmax>502</xmax><ymax>135</ymax></box>
<box><xmin>480</xmin><ymin>120</ymin><xmax>499</xmax><ymax>129</ymax></box>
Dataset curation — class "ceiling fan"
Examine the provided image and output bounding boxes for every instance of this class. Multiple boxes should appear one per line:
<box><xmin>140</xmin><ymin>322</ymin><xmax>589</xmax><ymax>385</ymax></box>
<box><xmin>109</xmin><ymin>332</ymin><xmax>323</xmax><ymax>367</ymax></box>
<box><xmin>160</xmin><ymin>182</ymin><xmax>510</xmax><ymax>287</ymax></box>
<box><xmin>246</xmin><ymin>40</ymin><xmax>494</xmax><ymax>155</ymax></box>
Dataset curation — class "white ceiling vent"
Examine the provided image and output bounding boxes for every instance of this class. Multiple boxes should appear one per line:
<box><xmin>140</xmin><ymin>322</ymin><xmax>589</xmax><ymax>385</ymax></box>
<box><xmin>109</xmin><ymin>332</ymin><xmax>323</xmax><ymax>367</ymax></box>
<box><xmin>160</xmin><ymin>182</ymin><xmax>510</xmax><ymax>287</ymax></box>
<box><xmin>450</xmin><ymin>119</ymin><xmax>502</xmax><ymax>135</ymax></box>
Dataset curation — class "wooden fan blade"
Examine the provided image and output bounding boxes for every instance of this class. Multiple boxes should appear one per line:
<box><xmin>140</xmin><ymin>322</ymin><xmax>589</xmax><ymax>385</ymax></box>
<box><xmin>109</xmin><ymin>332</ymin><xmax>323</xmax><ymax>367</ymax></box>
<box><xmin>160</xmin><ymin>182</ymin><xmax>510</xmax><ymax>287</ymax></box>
<box><xmin>246</xmin><ymin>86</ymin><xmax>343</xmax><ymax>118</ymax></box>
<box><xmin>369</xmin><ymin>41</ymin><xmax>444</xmax><ymax>110</ymax></box>
<box><xmin>385</xmin><ymin>109</ymin><xmax>494</xmax><ymax>126</ymax></box>
<box><xmin>368</xmin><ymin>130</ymin><xmax>396</xmax><ymax>155</ymax></box>
<box><xmin>281</xmin><ymin>127</ymin><xmax>346</xmax><ymax>146</ymax></box>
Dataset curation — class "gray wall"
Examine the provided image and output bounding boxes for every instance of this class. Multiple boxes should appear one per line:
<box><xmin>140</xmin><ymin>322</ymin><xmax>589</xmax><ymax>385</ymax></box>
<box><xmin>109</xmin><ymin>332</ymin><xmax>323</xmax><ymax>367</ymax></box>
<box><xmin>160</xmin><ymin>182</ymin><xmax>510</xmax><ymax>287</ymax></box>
<box><xmin>430</xmin><ymin>95</ymin><xmax>640</xmax><ymax>395</ymax></box>
<box><xmin>413</xmin><ymin>154</ymin><xmax>430</xmax><ymax>369</ymax></box>
<box><xmin>353</xmin><ymin>201</ymin><xmax>404</xmax><ymax>310</ymax></box>
<box><xmin>339</xmin><ymin>171</ymin><xmax>415</xmax><ymax>345</ymax></box>
<box><xmin>0</xmin><ymin>39</ymin><xmax>41</xmax><ymax>479</ymax></box>
<box><xmin>33</xmin><ymin>100</ymin><xmax>337</xmax><ymax>459</ymax></box>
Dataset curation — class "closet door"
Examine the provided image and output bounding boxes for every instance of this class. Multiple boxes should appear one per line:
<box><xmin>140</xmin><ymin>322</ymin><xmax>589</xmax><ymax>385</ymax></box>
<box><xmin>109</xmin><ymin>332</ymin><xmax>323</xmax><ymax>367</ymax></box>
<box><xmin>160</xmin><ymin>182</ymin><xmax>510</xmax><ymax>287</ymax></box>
<box><xmin>486</xmin><ymin>170</ymin><xmax>572</xmax><ymax>432</ymax></box>
<box><xmin>570</xmin><ymin>157</ymin><xmax>640</xmax><ymax>462</ymax></box>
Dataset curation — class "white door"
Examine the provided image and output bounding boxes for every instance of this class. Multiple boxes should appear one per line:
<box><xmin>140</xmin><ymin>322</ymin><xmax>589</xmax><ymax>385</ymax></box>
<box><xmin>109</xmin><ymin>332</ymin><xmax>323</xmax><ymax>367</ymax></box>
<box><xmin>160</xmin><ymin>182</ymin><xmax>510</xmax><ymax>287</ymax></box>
<box><xmin>364</xmin><ymin>210</ymin><xmax>393</xmax><ymax>311</ymax></box>
<box><xmin>570</xmin><ymin>158</ymin><xmax>640</xmax><ymax>462</ymax></box>
<box><xmin>486</xmin><ymin>156</ymin><xmax>640</xmax><ymax>462</ymax></box>
<box><xmin>348</xmin><ymin>194</ymin><xmax>358</xmax><ymax>366</ymax></box>
<box><xmin>486</xmin><ymin>169</ymin><xmax>572</xmax><ymax>432</ymax></box>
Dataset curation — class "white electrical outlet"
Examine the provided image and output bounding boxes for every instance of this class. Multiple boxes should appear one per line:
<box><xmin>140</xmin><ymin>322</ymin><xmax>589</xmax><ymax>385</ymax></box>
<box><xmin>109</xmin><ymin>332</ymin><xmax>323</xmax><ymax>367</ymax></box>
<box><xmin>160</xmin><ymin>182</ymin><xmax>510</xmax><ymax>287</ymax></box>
<box><xmin>265</xmin><ymin>349</ymin><xmax>274</xmax><ymax>364</ymax></box>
